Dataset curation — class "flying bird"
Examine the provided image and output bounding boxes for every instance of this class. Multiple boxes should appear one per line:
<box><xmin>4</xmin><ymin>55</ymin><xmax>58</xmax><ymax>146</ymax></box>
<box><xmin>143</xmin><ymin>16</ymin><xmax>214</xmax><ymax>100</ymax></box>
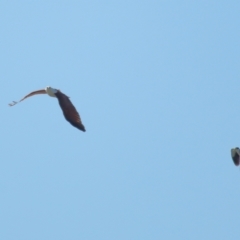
<box><xmin>9</xmin><ymin>86</ymin><xmax>86</xmax><ymax>132</ymax></box>
<box><xmin>231</xmin><ymin>147</ymin><xmax>240</xmax><ymax>166</ymax></box>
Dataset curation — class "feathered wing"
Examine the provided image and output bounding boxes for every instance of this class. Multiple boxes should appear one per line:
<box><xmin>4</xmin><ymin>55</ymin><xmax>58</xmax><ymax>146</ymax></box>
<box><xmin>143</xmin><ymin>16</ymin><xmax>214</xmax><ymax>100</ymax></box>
<box><xmin>9</xmin><ymin>89</ymin><xmax>46</xmax><ymax>106</ymax></box>
<box><xmin>55</xmin><ymin>91</ymin><xmax>86</xmax><ymax>132</ymax></box>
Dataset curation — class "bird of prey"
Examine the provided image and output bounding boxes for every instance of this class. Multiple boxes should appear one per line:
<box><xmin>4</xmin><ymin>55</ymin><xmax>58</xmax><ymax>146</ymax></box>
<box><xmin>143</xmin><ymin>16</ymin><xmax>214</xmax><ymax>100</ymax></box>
<box><xmin>9</xmin><ymin>86</ymin><xmax>86</xmax><ymax>132</ymax></box>
<box><xmin>231</xmin><ymin>147</ymin><xmax>240</xmax><ymax>166</ymax></box>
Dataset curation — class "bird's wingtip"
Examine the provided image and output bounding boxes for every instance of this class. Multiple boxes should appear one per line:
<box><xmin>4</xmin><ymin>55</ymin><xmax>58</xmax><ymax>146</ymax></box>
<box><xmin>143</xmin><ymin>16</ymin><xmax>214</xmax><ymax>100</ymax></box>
<box><xmin>8</xmin><ymin>101</ymin><xmax>17</xmax><ymax>107</ymax></box>
<box><xmin>80</xmin><ymin>124</ymin><xmax>86</xmax><ymax>132</ymax></box>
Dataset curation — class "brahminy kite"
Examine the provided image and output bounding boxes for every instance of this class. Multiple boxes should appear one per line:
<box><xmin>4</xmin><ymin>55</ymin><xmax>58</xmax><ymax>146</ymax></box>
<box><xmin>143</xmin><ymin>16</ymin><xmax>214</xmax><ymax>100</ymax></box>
<box><xmin>9</xmin><ymin>86</ymin><xmax>86</xmax><ymax>132</ymax></box>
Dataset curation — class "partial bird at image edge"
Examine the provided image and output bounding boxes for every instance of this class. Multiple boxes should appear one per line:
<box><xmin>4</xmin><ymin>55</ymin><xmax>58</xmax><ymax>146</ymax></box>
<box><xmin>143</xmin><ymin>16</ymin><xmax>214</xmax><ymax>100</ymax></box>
<box><xmin>231</xmin><ymin>147</ymin><xmax>240</xmax><ymax>166</ymax></box>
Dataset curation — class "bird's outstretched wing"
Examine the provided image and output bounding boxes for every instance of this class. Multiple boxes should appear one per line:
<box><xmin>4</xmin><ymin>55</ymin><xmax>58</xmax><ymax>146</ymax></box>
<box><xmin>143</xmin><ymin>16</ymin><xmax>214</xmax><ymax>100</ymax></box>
<box><xmin>9</xmin><ymin>89</ymin><xmax>46</xmax><ymax>106</ymax></box>
<box><xmin>55</xmin><ymin>91</ymin><xmax>86</xmax><ymax>132</ymax></box>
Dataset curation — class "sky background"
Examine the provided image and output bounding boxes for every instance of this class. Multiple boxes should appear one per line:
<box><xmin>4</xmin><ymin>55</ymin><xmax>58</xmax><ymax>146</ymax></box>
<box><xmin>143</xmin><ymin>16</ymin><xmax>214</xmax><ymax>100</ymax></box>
<box><xmin>0</xmin><ymin>1</ymin><xmax>240</xmax><ymax>239</ymax></box>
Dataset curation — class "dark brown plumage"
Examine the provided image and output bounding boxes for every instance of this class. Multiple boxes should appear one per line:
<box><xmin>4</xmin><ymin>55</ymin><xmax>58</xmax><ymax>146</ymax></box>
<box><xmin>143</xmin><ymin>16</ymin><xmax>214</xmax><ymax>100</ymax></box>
<box><xmin>55</xmin><ymin>91</ymin><xmax>86</xmax><ymax>132</ymax></box>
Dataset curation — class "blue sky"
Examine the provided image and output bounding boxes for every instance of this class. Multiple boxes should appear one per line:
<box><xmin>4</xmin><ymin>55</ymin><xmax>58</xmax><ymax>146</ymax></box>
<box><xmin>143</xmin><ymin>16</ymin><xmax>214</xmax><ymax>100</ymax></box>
<box><xmin>0</xmin><ymin>1</ymin><xmax>240</xmax><ymax>239</ymax></box>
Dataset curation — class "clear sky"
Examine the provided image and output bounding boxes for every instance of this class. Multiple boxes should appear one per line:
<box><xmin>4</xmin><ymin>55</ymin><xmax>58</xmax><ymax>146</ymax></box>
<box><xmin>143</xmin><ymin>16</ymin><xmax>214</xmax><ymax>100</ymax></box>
<box><xmin>0</xmin><ymin>1</ymin><xmax>240</xmax><ymax>239</ymax></box>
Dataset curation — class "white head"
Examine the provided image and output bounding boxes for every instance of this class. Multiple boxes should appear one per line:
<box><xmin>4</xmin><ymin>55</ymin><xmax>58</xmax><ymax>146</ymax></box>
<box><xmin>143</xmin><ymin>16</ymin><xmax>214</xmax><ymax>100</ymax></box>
<box><xmin>45</xmin><ymin>86</ymin><xmax>58</xmax><ymax>97</ymax></box>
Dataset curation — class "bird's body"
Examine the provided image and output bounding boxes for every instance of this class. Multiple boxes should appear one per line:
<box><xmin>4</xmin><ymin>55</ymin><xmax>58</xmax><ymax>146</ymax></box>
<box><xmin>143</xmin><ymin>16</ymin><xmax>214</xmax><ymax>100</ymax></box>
<box><xmin>46</xmin><ymin>86</ymin><xmax>58</xmax><ymax>97</ymax></box>
<box><xmin>9</xmin><ymin>86</ymin><xmax>86</xmax><ymax>132</ymax></box>
<box><xmin>231</xmin><ymin>147</ymin><xmax>240</xmax><ymax>166</ymax></box>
